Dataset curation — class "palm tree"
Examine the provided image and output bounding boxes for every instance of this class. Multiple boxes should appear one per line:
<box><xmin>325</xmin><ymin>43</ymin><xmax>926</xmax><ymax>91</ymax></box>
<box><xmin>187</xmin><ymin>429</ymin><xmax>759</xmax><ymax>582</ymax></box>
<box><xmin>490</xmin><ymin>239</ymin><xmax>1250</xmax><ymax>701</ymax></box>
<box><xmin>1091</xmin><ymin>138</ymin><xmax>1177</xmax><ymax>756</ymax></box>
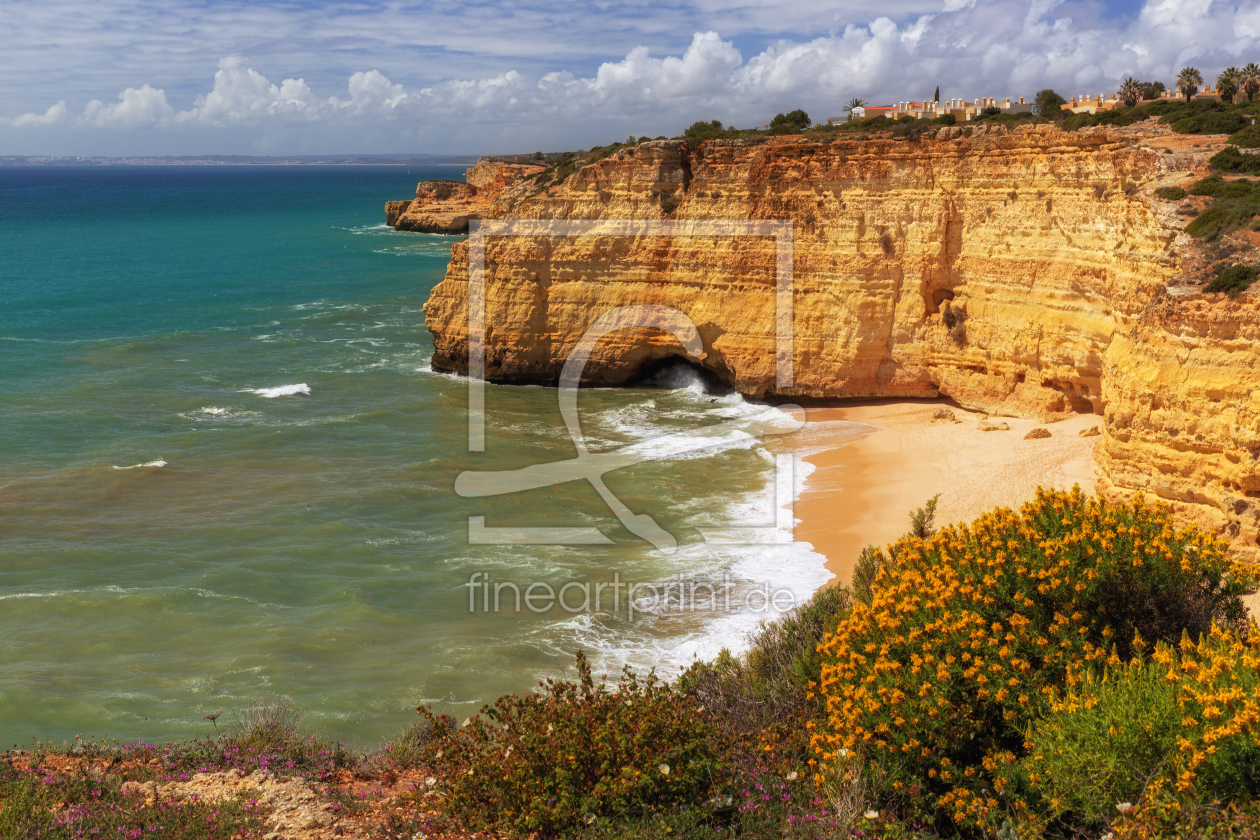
<box><xmin>1217</xmin><ymin>68</ymin><xmax>1240</xmax><ymax>104</ymax></box>
<box><xmin>1118</xmin><ymin>76</ymin><xmax>1142</xmax><ymax>107</ymax></box>
<box><xmin>843</xmin><ymin>97</ymin><xmax>868</xmax><ymax>117</ymax></box>
<box><xmin>1177</xmin><ymin>66</ymin><xmax>1203</xmax><ymax>102</ymax></box>
<box><xmin>1241</xmin><ymin>63</ymin><xmax>1260</xmax><ymax>102</ymax></box>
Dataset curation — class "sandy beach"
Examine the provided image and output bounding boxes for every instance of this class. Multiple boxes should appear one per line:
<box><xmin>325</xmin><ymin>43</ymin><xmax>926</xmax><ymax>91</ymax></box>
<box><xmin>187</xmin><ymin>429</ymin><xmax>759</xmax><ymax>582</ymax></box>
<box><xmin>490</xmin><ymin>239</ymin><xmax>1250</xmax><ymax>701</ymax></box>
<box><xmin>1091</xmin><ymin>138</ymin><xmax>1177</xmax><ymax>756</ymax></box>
<box><xmin>791</xmin><ymin>400</ymin><xmax>1103</xmax><ymax>587</ymax></box>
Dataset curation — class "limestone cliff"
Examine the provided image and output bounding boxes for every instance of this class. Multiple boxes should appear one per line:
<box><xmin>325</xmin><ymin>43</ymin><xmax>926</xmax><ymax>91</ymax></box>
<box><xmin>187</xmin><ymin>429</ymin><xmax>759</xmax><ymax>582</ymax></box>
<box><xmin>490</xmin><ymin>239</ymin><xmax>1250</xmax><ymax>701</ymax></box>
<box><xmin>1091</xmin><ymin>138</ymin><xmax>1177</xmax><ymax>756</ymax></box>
<box><xmin>420</xmin><ymin>126</ymin><xmax>1260</xmax><ymax>560</ymax></box>
<box><xmin>389</xmin><ymin>160</ymin><xmax>544</xmax><ymax>234</ymax></box>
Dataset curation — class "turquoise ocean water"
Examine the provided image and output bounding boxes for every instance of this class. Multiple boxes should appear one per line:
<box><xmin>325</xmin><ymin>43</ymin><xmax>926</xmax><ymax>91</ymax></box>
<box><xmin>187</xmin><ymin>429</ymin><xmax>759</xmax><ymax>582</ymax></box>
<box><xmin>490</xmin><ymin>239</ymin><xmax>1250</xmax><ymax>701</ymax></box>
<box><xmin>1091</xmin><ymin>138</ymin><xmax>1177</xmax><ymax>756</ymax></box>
<box><xmin>0</xmin><ymin>166</ymin><xmax>847</xmax><ymax>747</ymax></box>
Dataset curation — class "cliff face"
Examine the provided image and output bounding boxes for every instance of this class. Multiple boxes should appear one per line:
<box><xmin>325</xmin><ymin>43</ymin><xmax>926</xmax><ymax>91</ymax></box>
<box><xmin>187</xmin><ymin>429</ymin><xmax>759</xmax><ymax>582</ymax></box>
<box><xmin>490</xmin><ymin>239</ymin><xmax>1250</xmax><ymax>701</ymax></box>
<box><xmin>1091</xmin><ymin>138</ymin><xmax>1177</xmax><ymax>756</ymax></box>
<box><xmin>390</xmin><ymin>161</ymin><xmax>544</xmax><ymax>234</ymax></box>
<box><xmin>420</xmin><ymin>126</ymin><xmax>1260</xmax><ymax>560</ymax></box>
<box><xmin>1100</xmin><ymin>295</ymin><xmax>1260</xmax><ymax>554</ymax></box>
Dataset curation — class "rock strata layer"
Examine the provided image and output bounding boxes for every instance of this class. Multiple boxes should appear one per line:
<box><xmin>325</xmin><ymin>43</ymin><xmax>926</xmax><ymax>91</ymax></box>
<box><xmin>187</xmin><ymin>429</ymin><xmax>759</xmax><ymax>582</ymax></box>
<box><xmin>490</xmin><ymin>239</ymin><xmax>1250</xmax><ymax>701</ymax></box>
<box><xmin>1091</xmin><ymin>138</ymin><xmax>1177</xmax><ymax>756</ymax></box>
<box><xmin>418</xmin><ymin>127</ymin><xmax>1260</xmax><ymax>560</ymax></box>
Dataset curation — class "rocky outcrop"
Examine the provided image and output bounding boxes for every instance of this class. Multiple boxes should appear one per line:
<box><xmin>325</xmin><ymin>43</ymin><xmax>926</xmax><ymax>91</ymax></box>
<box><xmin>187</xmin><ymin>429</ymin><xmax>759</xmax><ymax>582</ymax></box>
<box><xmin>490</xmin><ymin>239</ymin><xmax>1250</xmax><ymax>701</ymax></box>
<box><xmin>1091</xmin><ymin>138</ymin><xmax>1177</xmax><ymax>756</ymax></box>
<box><xmin>389</xmin><ymin>160</ymin><xmax>544</xmax><ymax>234</ymax></box>
<box><xmin>385</xmin><ymin>200</ymin><xmax>412</xmax><ymax>227</ymax></box>
<box><xmin>420</xmin><ymin>127</ymin><xmax>1260</xmax><ymax>560</ymax></box>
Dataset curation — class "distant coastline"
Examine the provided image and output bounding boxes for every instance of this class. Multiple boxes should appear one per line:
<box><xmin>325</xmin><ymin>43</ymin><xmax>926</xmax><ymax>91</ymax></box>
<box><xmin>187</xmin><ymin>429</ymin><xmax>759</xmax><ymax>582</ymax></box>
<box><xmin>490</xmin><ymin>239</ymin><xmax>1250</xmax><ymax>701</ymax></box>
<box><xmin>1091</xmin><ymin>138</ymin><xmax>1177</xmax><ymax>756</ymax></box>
<box><xmin>0</xmin><ymin>154</ymin><xmax>478</xmax><ymax>166</ymax></box>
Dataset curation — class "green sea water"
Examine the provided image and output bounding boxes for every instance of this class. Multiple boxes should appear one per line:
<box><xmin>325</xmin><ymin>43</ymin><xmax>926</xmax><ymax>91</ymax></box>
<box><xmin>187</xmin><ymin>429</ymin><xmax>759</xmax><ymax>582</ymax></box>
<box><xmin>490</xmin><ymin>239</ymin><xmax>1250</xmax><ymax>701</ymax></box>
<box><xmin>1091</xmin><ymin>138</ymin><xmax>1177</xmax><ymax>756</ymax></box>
<box><xmin>0</xmin><ymin>165</ymin><xmax>852</xmax><ymax>747</ymax></box>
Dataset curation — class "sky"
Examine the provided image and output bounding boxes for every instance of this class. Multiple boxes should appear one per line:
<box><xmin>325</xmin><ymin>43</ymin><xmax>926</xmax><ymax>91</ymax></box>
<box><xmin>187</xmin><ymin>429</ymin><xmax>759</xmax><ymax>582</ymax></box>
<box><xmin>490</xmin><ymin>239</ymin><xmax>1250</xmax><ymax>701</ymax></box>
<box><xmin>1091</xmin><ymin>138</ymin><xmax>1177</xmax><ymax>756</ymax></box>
<box><xmin>1</xmin><ymin>0</ymin><xmax>1258</xmax><ymax>156</ymax></box>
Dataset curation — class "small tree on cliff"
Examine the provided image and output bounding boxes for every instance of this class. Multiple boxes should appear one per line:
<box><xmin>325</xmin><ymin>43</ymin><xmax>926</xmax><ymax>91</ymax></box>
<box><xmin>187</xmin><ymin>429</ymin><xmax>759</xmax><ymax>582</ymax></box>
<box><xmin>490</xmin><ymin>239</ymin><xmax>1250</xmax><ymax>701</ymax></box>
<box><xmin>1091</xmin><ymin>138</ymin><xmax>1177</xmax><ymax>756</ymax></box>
<box><xmin>1033</xmin><ymin>88</ymin><xmax>1067</xmax><ymax>117</ymax></box>
<box><xmin>1177</xmin><ymin>66</ymin><xmax>1203</xmax><ymax>102</ymax></box>
<box><xmin>769</xmin><ymin>109</ymin><xmax>811</xmax><ymax>133</ymax></box>
<box><xmin>683</xmin><ymin>120</ymin><xmax>725</xmax><ymax>143</ymax></box>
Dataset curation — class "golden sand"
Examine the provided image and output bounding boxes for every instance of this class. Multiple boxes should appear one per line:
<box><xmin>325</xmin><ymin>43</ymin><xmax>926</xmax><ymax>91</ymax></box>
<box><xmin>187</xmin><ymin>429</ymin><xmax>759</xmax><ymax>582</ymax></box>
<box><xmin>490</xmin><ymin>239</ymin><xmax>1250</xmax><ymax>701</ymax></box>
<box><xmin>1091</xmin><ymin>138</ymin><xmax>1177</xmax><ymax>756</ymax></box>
<box><xmin>791</xmin><ymin>401</ymin><xmax>1102</xmax><ymax>586</ymax></box>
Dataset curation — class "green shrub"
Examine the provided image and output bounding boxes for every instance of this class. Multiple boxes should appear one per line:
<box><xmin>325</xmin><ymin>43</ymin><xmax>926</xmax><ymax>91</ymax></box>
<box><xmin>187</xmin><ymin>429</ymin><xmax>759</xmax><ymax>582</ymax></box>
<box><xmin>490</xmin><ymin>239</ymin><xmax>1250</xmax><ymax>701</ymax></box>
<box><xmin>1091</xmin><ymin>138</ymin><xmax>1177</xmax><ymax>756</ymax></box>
<box><xmin>422</xmin><ymin>652</ymin><xmax>731</xmax><ymax>837</ymax></box>
<box><xmin>385</xmin><ymin>708</ymin><xmax>457</xmax><ymax>768</ymax></box>
<box><xmin>1169</xmin><ymin>111</ymin><xmax>1249</xmax><ymax>135</ymax></box>
<box><xmin>1211</xmin><ymin>146</ymin><xmax>1260</xmax><ymax>175</ymax></box>
<box><xmin>1019</xmin><ymin>656</ymin><xmax>1181</xmax><ymax>829</ymax></box>
<box><xmin>1141</xmin><ymin>99</ymin><xmax>1181</xmax><ymax>117</ymax></box>
<box><xmin>1186</xmin><ymin>202</ymin><xmax>1260</xmax><ymax>239</ymax></box>
<box><xmin>1142</xmin><ymin>99</ymin><xmax>1249</xmax><ymax>135</ymax></box>
<box><xmin>816</xmin><ymin>489</ymin><xmax>1255</xmax><ymax>834</ymax></box>
<box><xmin>1027</xmin><ymin>627</ymin><xmax>1260</xmax><ymax>834</ymax></box>
<box><xmin>852</xmin><ymin>545</ymin><xmax>885</xmax><ymax>607</ymax></box>
<box><xmin>769</xmin><ymin>110</ymin><xmax>811</xmax><ymax>134</ymax></box>
<box><xmin>1033</xmin><ymin>89</ymin><xmax>1067</xmax><ymax>117</ymax></box>
<box><xmin>228</xmin><ymin>695</ymin><xmax>304</xmax><ymax>754</ymax></box>
<box><xmin>1154</xmin><ymin>186</ymin><xmax>1187</xmax><ymax>201</ymax></box>
<box><xmin>1206</xmin><ymin>177</ymin><xmax>1255</xmax><ymax>199</ymax></box>
<box><xmin>1228</xmin><ymin>124</ymin><xmax>1260</xmax><ymax>148</ymax></box>
<box><xmin>684</xmin><ymin>120</ymin><xmax>726</xmax><ymax>144</ymax></box>
<box><xmin>1062</xmin><ymin>106</ymin><xmax>1149</xmax><ymax>131</ymax></box>
<box><xmin>680</xmin><ymin>584</ymin><xmax>852</xmax><ymax>734</ymax></box>
<box><xmin>1183</xmin><ymin>176</ymin><xmax>1260</xmax><ymax>238</ymax></box>
<box><xmin>935</xmin><ymin>113</ymin><xmax>957</xmax><ymax>126</ymax></box>
<box><xmin>1190</xmin><ymin>175</ymin><xmax>1229</xmax><ymax>198</ymax></box>
<box><xmin>1204</xmin><ymin>264</ymin><xmax>1260</xmax><ymax>294</ymax></box>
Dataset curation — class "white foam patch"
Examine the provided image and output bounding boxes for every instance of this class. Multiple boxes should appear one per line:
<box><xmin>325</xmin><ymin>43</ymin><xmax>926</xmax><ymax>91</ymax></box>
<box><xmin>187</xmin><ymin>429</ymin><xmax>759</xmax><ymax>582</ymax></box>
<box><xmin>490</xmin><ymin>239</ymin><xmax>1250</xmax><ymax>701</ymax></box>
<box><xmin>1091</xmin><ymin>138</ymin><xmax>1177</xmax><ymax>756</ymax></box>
<box><xmin>200</xmin><ymin>407</ymin><xmax>230</xmax><ymax>416</ymax></box>
<box><xmin>520</xmin><ymin>414</ymin><xmax>882</xmax><ymax>682</ymax></box>
<box><xmin>112</xmin><ymin>460</ymin><xmax>168</xmax><ymax>470</ymax></box>
<box><xmin>245</xmin><ymin>383</ymin><xmax>311</xmax><ymax>398</ymax></box>
<box><xmin>585</xmin><ymin>395</ymin><xmax>799</xmax><ymax>464</ymax></box>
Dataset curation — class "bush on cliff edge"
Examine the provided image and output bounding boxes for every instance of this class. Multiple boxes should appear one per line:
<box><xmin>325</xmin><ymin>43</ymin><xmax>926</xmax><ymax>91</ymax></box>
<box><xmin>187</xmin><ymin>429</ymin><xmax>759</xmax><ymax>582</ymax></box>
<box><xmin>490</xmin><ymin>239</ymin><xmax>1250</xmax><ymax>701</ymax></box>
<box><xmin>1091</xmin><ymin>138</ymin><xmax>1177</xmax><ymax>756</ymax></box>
<box><xmin>814</xmin><ymin>487</ymin><xmax>1254</xmax><ymax>835</ymax></box>
<box><xmin>418</xmin><ymin>652</ymin><xmax>731</xmax><ymax>837</ymax></box>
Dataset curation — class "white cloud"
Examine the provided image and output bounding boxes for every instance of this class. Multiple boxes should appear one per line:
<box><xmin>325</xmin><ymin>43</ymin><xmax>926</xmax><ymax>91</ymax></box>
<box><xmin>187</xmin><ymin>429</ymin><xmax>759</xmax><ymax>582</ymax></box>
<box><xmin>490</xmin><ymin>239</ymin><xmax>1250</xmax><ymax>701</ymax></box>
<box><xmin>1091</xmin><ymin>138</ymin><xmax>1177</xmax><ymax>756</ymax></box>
<box><xmin>3</xmin><ymin>0</ymin><xmax>1259</xmax><ymax>151</ymax></box>
<box><xmin>338</xmin><ymin>70</ymin><xmax>410</xmax><ymax>117</ymax></box>
<box><xmin>178</xmin><ymin>57</ymin><xmax>319</xmax><ymax>124</ymax></box>
<box><xmin>81</xmin><ymin>84</ymin><xmax>174</xmax><ymax>128</ymax></box>
<box><xmin>5</xmin><ymin>100</ymin><xmax>68</xmax><ymax>128</ymax></box>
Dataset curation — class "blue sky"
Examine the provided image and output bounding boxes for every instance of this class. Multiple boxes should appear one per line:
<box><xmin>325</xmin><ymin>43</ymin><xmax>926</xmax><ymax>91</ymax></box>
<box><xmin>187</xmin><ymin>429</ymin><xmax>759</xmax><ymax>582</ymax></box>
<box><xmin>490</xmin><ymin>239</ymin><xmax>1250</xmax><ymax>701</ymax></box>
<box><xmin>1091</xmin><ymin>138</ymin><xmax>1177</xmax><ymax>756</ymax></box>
<box><xmin>2</xmin><ymin>0</ymin><xmax>1257</xmax><ymax>156</ymax></box>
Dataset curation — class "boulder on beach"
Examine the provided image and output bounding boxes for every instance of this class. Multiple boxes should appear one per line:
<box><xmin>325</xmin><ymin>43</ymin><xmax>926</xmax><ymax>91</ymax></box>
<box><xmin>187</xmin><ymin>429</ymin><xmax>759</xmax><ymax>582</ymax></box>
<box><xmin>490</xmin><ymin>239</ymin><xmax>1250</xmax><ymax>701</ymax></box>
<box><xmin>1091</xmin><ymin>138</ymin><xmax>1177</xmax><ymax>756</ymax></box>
<box><xmin>1025</xmin><ymin>428</ymin><xmax>1052</xmax><ymax>440</ymax></box>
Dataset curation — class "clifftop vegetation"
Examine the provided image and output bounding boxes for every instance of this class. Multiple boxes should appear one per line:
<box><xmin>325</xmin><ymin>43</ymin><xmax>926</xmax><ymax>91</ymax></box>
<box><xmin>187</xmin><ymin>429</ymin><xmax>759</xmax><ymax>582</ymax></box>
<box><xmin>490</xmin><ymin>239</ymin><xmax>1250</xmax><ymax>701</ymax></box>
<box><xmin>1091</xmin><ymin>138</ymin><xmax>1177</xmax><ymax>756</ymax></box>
<box><xmin>8</xmin><ymin>492</ymin><xmax>1257</xmax><ymax>839</ymax></box>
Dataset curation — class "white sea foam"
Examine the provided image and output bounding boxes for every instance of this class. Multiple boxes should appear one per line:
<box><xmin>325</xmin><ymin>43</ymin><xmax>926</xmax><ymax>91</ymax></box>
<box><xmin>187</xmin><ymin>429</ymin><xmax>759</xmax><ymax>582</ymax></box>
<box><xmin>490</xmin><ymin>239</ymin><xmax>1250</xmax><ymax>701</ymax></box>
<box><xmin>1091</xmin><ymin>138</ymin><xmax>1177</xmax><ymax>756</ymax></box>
<box><xmin>112</xmin><ymin>459</ymin><xmax>168</xmax><ymax>470</ymax></box>
<box><xmin>337</xmin><ymin>223</ymin><xmax>395</xmax><ymax>235</ymax></box>
<box><xmin>527</xmin><ymin>411</ymin><xmax>879</xmax><ymax>682</ymax></box>
<box><xmin>200</xmin><ymin>407</ymin><xmax>231</xmax><ymax>416</ymax></box>
<box><xmin>245</xmin><ymin>383</ymin><xmax>311</xmax><ymax>398</ymax></box>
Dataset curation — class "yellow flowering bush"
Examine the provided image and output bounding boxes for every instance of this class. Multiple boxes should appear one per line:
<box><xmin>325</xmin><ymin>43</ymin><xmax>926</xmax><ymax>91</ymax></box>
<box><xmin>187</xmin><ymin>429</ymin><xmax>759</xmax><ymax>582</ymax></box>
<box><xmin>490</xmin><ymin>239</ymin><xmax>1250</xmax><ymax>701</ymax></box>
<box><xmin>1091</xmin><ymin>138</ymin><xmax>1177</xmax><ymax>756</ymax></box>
<box><xmin>814</xmin><ymin>488</ymin><xmax>1254</xmax><ymax>834</ymax></box>
<box><xmin>1027</xmin><ymin>623</ymin><xmax>1260</xmax><ymax>832</ymax></box>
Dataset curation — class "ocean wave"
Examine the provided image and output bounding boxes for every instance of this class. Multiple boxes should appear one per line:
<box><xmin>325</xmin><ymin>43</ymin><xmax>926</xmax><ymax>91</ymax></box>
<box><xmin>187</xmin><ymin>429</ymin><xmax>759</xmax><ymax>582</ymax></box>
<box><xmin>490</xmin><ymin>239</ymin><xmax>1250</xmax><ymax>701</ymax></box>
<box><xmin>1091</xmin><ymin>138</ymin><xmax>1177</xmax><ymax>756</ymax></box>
<box><xmin>0</xmin><ymin>585</ymin><xmax>289</xmax><ymax>609</ymax></box>
<box><xmin>244</xmin><ymin>383</ymin><xmax>311</xmax><ymax>398</ymax></box>
<box><xmin>111</xmin><ymin>459</ymin><xmax>168</xmax><ymax>470</ymax></box>
<box><xmin>179</xmin><ymin>406</ymin><xmax>261</xmax><ymax>423</ymax></box>
<box><xmin>516</xmin><ymin>413</ymin><xmax>861</xmax><ymax>681</ymax></box>
<box><xmin>372</xmin><ymin>244</ymin><xmax>459</xmax><ymax>257</ymax></box>
<box><xmin>335</xmin><ymin>223</ymin><xmax>396</xmax><ymax>235</ymax></box>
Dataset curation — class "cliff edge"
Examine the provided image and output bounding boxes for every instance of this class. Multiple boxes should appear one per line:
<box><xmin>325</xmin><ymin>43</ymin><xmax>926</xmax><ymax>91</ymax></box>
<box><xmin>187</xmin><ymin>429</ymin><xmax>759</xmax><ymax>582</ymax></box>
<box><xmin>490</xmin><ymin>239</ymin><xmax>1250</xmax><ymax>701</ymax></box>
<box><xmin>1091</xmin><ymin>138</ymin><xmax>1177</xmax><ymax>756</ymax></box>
<box><xmin>388</xmin><ymin>160</ymin><xmax>544</xmax><ymax>234</ymax></box>
<box><xmin>418</xmin><ymin>125</ymin><xmax>1260</xmax><ymax>561</ymax></box>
